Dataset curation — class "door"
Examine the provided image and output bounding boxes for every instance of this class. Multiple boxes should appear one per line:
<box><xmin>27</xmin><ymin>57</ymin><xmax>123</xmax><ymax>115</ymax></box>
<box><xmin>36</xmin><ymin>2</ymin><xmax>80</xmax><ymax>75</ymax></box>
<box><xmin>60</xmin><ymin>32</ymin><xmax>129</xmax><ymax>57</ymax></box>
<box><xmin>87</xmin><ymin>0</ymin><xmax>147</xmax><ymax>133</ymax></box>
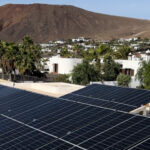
<box><xmin>53</xmin><ymin>63</ymin><xmax>58</xmax><ymax>74</ymax></box>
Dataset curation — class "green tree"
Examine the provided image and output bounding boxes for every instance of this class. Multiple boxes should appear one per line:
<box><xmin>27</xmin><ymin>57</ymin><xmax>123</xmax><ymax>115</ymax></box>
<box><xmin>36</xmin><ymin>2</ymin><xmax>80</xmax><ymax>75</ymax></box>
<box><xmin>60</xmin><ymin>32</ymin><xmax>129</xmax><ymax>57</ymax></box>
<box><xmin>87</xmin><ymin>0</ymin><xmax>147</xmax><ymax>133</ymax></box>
<box><xmin>103</xmin><ymin>56</ymin><xmax>121</xmax><ymax>81</ymax></box>
<box><xmin>113</xmin><ymin>45</ymin><xmax>132</xmax><ymax>59</ymax></box>
<box><xmin>136</xmin><ymin>61</ymin><xmax>150</xmax><ymax>89</ymax></box>
<box><xmin>5</xmin><ymin>42</ymin><xmax>18</xmax><ymax>74</ymax></box>
<box><xmin>66</xmin><ymin>39</ymin><xmax>72</xmax><ymax>44</ymax></box>
<box><xmin>0</xmin><ymin>40</ymin><xmax>18</xmax><ymax>77</ymax></box>
<box><xmin>73</xmin><ymin>44</ymin><xmax>84</xmax><ymax>58</ymax></box>
<box><xmin>16</xmin><ymin>36</ymin><xmax>42</xmax><ymax>75</ymax></box>
<box><xmin>72</xmin><ymin>60</ymin><xmax>101</xmax><ymax>85</ymax></box>
<box><xmin>60</xmin><ymin>48</ymin><xmax>71</xmax><ymax>58</ymax></box>
<box><xmin>85</xmin><ymin>44</ymin><xmax>112</xmax><ymax>67</ymax></box>
<box><xmin>0</xmin><ymin>36</ymin><xmax>43</xmax><ymax>79</ymax></box>
<box><xmin>117</xmin><ymin>74</ymin><xmax>131</xmax><ymax>87</ymax></box>
<box><xmin>97</xmin><ymin>44</ymin><xmax>112</xmax><ymax>56</ymax></box>
<box><xmin>0</xmin><ymin>40</ymin><xmax>6</xmax><ymax>74</ymax></box>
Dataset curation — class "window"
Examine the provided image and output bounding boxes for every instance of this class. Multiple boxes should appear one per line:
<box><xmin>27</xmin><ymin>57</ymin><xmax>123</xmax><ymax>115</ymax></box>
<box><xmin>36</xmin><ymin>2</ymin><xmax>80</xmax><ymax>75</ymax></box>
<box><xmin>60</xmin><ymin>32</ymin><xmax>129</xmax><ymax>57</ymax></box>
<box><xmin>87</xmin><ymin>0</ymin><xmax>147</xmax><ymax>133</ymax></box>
<box><xmin>125</xmin><ymin>69</ymin><xmax>130</xmax><ymax>75</ymax></box>
<box><xmin>122</xmin><ymin>69</ymin><xmax>134</xmax><ymax>76</ymax></box>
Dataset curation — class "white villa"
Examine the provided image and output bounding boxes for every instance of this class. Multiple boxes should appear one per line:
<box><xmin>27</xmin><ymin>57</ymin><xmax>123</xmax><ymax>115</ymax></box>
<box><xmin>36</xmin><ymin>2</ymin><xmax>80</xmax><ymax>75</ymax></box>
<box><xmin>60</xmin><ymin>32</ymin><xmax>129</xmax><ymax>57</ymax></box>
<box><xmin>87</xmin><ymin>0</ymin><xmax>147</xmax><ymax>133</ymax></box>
<box><xmin>115</xmin><ymin>50</ymin><xmax>150</xmax><ymax>87</ymax></box>
<box><xmin>116</xmin><ymin>50</ymin><xmax>150</xmax><ymax>77</ymax></box>
<box><xmin>43</xmin><ymin>55</ymin><xmax>82</xmax><ymax>74</ymax></box>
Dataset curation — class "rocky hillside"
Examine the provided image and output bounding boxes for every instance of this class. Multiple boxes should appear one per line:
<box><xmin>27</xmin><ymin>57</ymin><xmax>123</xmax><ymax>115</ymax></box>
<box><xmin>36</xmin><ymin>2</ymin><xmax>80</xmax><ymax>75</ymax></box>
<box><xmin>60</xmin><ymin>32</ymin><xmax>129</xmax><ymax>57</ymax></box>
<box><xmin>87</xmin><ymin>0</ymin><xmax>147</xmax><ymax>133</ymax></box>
<box><xmin>0</xmin><ymin>4</ymin><xmax>150</xmax><ymax>43</ymax></box>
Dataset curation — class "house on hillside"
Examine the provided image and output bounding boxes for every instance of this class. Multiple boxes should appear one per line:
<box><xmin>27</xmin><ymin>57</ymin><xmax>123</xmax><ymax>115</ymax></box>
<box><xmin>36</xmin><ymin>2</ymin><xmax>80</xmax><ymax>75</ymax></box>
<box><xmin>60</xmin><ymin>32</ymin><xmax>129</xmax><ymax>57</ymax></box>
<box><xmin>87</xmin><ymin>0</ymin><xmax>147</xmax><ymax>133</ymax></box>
<box><xmin>72</xmin><ymin>37</ymin><xmax>89</xmax><ymax>43</ymax></box>
<box><xmin>55</xmin><ymin>40</ymin><xmax>65</xmax><ymax>44</ymax></box>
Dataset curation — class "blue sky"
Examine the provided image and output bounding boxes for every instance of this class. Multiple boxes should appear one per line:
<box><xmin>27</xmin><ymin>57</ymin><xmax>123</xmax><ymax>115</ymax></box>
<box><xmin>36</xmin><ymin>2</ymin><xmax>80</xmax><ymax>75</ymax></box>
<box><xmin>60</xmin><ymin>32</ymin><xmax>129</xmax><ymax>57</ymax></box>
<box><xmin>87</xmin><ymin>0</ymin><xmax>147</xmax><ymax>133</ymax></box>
<box><xmin>0</xmin><ymin>0</ymin><xmax>150</xmax><ymax>20</ymax></box>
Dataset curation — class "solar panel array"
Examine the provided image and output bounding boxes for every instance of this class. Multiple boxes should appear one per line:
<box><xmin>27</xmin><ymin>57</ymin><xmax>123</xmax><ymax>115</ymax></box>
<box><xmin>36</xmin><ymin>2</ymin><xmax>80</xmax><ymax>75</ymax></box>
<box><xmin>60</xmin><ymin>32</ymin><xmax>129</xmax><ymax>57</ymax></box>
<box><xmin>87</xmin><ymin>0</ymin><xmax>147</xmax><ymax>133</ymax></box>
<box><xmin>0</xmin><ymin>84</ymin><xmax>150</xmax><ymax>149</ymax></box>
<box><xmin>62</xmin><ymin>84</ymin><xmax>150</xmax><ymax>112</ymax></box>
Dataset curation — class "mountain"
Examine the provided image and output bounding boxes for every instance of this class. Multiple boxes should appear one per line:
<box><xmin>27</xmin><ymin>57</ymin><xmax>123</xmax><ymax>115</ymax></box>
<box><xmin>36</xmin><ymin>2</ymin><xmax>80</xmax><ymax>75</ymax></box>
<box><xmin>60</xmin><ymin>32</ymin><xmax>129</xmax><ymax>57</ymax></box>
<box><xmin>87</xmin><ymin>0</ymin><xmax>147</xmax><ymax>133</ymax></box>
<box><xmin>0</xmin><ymin>4</ymin><xmax>150</xmax><ymax>43</ymax></box>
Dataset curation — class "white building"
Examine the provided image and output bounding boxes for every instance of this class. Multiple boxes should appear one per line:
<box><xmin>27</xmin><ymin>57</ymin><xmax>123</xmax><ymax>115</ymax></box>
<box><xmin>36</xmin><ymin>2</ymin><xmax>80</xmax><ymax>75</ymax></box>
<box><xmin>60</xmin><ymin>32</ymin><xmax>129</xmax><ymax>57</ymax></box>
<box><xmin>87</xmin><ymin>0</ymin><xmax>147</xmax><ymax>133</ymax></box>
<box><xmin>72</xmin><ymin>37</ymin><xmax>89</xmax><ymax>43</ymax></box>
<box><xmin>55</xmin><ymin>40</ymin><xmax>65</xmax><ymax>44</ymax></box>
<box><xmin>118</xmin><ymin>38</ymin><xmax>133</xmax><ymax>42</ymax></box>
<box><xmin>116</xmin><ymin>50</ymin><xmax>150</xmax><ymax>77</ymax></box>
<box><xmin>115</xmin><ymin>59</ymin><xmax>140</xmax><ymax>88</ymax></box>
<box><xmin>115</xmin><ymin>50</ymin><xmax>150</xmax><ymax>88</ymax></box>
<box><xmin>44</xmin><ymin>55</ymin><xmax>82</xmax><ymax>74</ymax></box>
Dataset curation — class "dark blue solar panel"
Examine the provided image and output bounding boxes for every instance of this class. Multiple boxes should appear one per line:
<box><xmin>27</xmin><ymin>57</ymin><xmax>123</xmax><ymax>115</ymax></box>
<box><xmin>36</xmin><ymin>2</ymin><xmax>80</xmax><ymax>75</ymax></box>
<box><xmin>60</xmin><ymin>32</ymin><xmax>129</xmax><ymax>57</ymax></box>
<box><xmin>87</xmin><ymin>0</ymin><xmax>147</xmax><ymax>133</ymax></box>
<box><xmin>61</xmin><ymin>94</ymin><xmax>136</xmax><ymax>112</ymax></box>
<box><xmin>67</xmin><ymin>84</ymin><xmax>150</xmax><ymax>112</ymax></box>
<box><xmin>0</xmin><ymin>84</ymin><xmax>150</xmax><ymax>150</ymax></box>
<box><xmin>86</xmin><ymin>117</ymin><xmax>150</xmax><ymax>150</ymax></box>
<box><xmin>131</xmin><ymin>138</ymin><xmax>150</xmax><ymax>150</ymax></box>
<box><xmin>0</xmin><ymin>115</ymin><xmax>76</xmax><ymax>150</ymax></box>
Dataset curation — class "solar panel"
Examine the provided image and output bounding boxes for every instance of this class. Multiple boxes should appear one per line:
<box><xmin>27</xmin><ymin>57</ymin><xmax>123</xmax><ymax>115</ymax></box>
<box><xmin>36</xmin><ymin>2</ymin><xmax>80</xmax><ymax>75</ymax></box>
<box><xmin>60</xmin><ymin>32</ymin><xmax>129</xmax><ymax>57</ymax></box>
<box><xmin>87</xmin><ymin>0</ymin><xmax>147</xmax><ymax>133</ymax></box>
<box><xmin>0</xmin><ymin>115</ymin><xmax>77</xmax><ymax>150</ymax></box>
<box><xmin>130</xmin><ymin>138</ymin><xmax>150</xmax><ymax>150</ymax></box>
<box><xmin>0</xmin><ymin>84</ymin><xmax>150</xmax><ymax>149</ymax></box>
<box><xmin>61</xmin><ymin>94</ymin><xmax>136</xmax><ymax>112</ymax></box>
<box><xmin>64</xmin><ymin>84</ymin><xmax>150</xmax><ymax>112</ymax></box>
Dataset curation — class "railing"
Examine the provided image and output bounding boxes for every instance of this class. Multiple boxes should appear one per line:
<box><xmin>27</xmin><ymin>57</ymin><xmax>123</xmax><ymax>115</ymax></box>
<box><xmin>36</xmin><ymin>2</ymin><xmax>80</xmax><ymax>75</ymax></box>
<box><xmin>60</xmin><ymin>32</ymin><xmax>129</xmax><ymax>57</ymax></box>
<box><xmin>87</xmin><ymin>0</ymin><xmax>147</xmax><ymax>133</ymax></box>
<box><xmin>0</xmin><ymin>73</ymin><xmax>58</xmax><ymax>83</ymax></box>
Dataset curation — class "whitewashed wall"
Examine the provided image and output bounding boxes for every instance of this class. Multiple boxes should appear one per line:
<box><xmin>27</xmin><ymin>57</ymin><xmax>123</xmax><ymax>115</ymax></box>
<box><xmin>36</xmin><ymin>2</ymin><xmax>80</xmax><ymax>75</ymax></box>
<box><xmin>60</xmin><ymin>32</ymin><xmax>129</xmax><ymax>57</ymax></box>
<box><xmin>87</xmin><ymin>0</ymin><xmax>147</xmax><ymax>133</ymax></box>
<box><xmin>46</xmin><ymin>56</ymin><xmax>82</xmax><ymax>74</ymax></box>
<box><xmin>115</xmin><ymin>60</ymin><xmax>141</xmax><ymax>76</ymax></box>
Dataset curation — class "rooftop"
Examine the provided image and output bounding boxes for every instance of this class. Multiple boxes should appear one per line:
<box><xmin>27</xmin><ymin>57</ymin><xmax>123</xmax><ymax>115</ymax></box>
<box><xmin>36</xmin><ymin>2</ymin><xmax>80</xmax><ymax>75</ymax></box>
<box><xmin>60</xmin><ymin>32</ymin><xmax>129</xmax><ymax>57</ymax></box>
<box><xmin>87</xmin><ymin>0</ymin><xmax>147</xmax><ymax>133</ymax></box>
<box><xmin>0</xmin><ymin>79</ymin><xmax>84</xmax><ymax>97</ymax></box>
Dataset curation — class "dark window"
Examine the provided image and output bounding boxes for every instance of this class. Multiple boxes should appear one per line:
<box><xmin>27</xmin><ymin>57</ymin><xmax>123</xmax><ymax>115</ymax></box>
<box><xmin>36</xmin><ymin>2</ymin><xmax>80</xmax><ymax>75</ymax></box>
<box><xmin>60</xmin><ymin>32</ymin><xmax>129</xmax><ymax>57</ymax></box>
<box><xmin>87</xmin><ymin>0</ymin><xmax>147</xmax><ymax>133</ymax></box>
<box><xmin>124</xmin><ymin>69</ymin><xmax>134</xmax><ymax>76</ymax></box>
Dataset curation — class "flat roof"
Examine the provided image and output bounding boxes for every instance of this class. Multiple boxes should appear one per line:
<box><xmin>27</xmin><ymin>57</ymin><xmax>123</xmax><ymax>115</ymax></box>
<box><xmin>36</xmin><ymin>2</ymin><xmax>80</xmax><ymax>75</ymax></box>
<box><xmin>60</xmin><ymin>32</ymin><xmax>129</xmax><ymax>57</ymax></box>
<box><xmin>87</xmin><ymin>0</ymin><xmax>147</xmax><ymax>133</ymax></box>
<box><xmin>0</xmin><ymin>80</ymin><xmax>84</xmax><ymax>97</ymax></box>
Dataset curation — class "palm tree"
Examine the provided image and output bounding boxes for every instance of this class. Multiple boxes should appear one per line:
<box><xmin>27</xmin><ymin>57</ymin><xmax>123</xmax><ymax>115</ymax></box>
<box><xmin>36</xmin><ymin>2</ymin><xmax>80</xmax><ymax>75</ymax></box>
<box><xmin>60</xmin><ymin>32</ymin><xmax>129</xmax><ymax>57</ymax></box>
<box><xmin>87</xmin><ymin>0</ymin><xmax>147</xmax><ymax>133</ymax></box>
<box><xmin>60</xmin><ymin>47</ymin><xmax>71</xmax><ymax>58</ymax></box>
<box><xmin>16</xmin><ymin>36</ymin><xmax>42</xmax><ymax>75</ymax></box>
<box><xmin>73</xmin><ymin>44</ymin><xmax>84</xmax><ymax>58</ymax></box>
<box><xmin>0</xmin><ymin>40</ymin><xmax>6</xmax><ymax>77</ymax></box>
<box><xmin>113</xmin><ymin>45</ymin><xmax>132</xmax><ymax>59</ymax></box>
<box><xmin>86</xmin><ymin>44</ymin><xmax>112</xmax><ymax>67</ymax></box>
<box><xmin>0</xmin><ymin>41</ymin><xmax>18</xmax><ymax>80</ymax></box>
<box><xmin>0</xmin><ymin>41</ymin><xmax>18</xmax><ymax>79</ymax></box>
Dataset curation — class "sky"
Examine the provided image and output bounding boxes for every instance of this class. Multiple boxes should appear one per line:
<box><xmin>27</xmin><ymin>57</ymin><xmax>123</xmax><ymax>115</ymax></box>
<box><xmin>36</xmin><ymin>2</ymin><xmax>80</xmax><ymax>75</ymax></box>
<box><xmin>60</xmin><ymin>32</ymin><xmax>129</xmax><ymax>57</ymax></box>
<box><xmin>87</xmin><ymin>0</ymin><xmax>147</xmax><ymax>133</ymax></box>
<box><xmin>0</xmin><ymin>0</ymin><xmax>150</xmax><ymax>20</ymax></box>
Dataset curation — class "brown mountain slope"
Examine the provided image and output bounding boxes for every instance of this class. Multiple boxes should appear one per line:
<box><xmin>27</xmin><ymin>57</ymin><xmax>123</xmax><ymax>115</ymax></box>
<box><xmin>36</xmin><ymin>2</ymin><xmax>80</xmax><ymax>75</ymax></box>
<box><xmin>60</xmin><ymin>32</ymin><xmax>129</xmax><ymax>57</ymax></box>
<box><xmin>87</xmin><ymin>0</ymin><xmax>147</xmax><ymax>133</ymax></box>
<box><xmin>0</xmin><ymin>4</ymin><xmax>150</xmax><ymax>43</ymax></box>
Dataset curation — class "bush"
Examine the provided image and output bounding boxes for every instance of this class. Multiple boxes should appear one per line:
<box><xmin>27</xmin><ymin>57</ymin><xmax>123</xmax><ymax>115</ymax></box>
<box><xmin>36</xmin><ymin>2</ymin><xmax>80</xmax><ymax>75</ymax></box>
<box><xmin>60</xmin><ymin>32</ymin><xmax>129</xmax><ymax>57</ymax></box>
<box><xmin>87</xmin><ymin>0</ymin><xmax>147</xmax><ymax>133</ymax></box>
<box><xmin>103</xmin><ymin>56</ymin><xmax>121</xmax><ymax>81</ymax></box>
<box><xmin>72</xmin><ymin>60</ymin><xmax>100</xmax><ymax>85</ymax></box>
<box><xmin>117</xmin><ymin>74</ymin><xmax>131</xmax><ymax>87</ymax></box>
<box><xmin>136</xmin><ymin>61</ymin><xmax>150</xmax><ymax>89</ymax></box>
<box><xmin>54</xmin><ymin>74</ymin><xmax>70</xmax><ymax>83</ymax></box>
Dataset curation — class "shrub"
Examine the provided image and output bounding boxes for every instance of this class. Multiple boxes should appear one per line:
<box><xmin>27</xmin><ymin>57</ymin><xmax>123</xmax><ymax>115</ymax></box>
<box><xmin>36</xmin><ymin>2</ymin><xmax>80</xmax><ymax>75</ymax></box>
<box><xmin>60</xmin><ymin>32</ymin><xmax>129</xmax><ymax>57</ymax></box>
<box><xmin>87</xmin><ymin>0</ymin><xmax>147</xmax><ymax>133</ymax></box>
<box><xmin>54</xmin><ymin>74</ymin><xmax>70</xmax><ymax>83</ymax></box>
<box><xmin>117</xmin><ymin>74</ymin><xmax>131</xmax><ymax>87</ymax></box>
<box><xmin>72</xmin><ymin>60</ymin><xmax>100</xmax><ymax>85</ymax></box>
